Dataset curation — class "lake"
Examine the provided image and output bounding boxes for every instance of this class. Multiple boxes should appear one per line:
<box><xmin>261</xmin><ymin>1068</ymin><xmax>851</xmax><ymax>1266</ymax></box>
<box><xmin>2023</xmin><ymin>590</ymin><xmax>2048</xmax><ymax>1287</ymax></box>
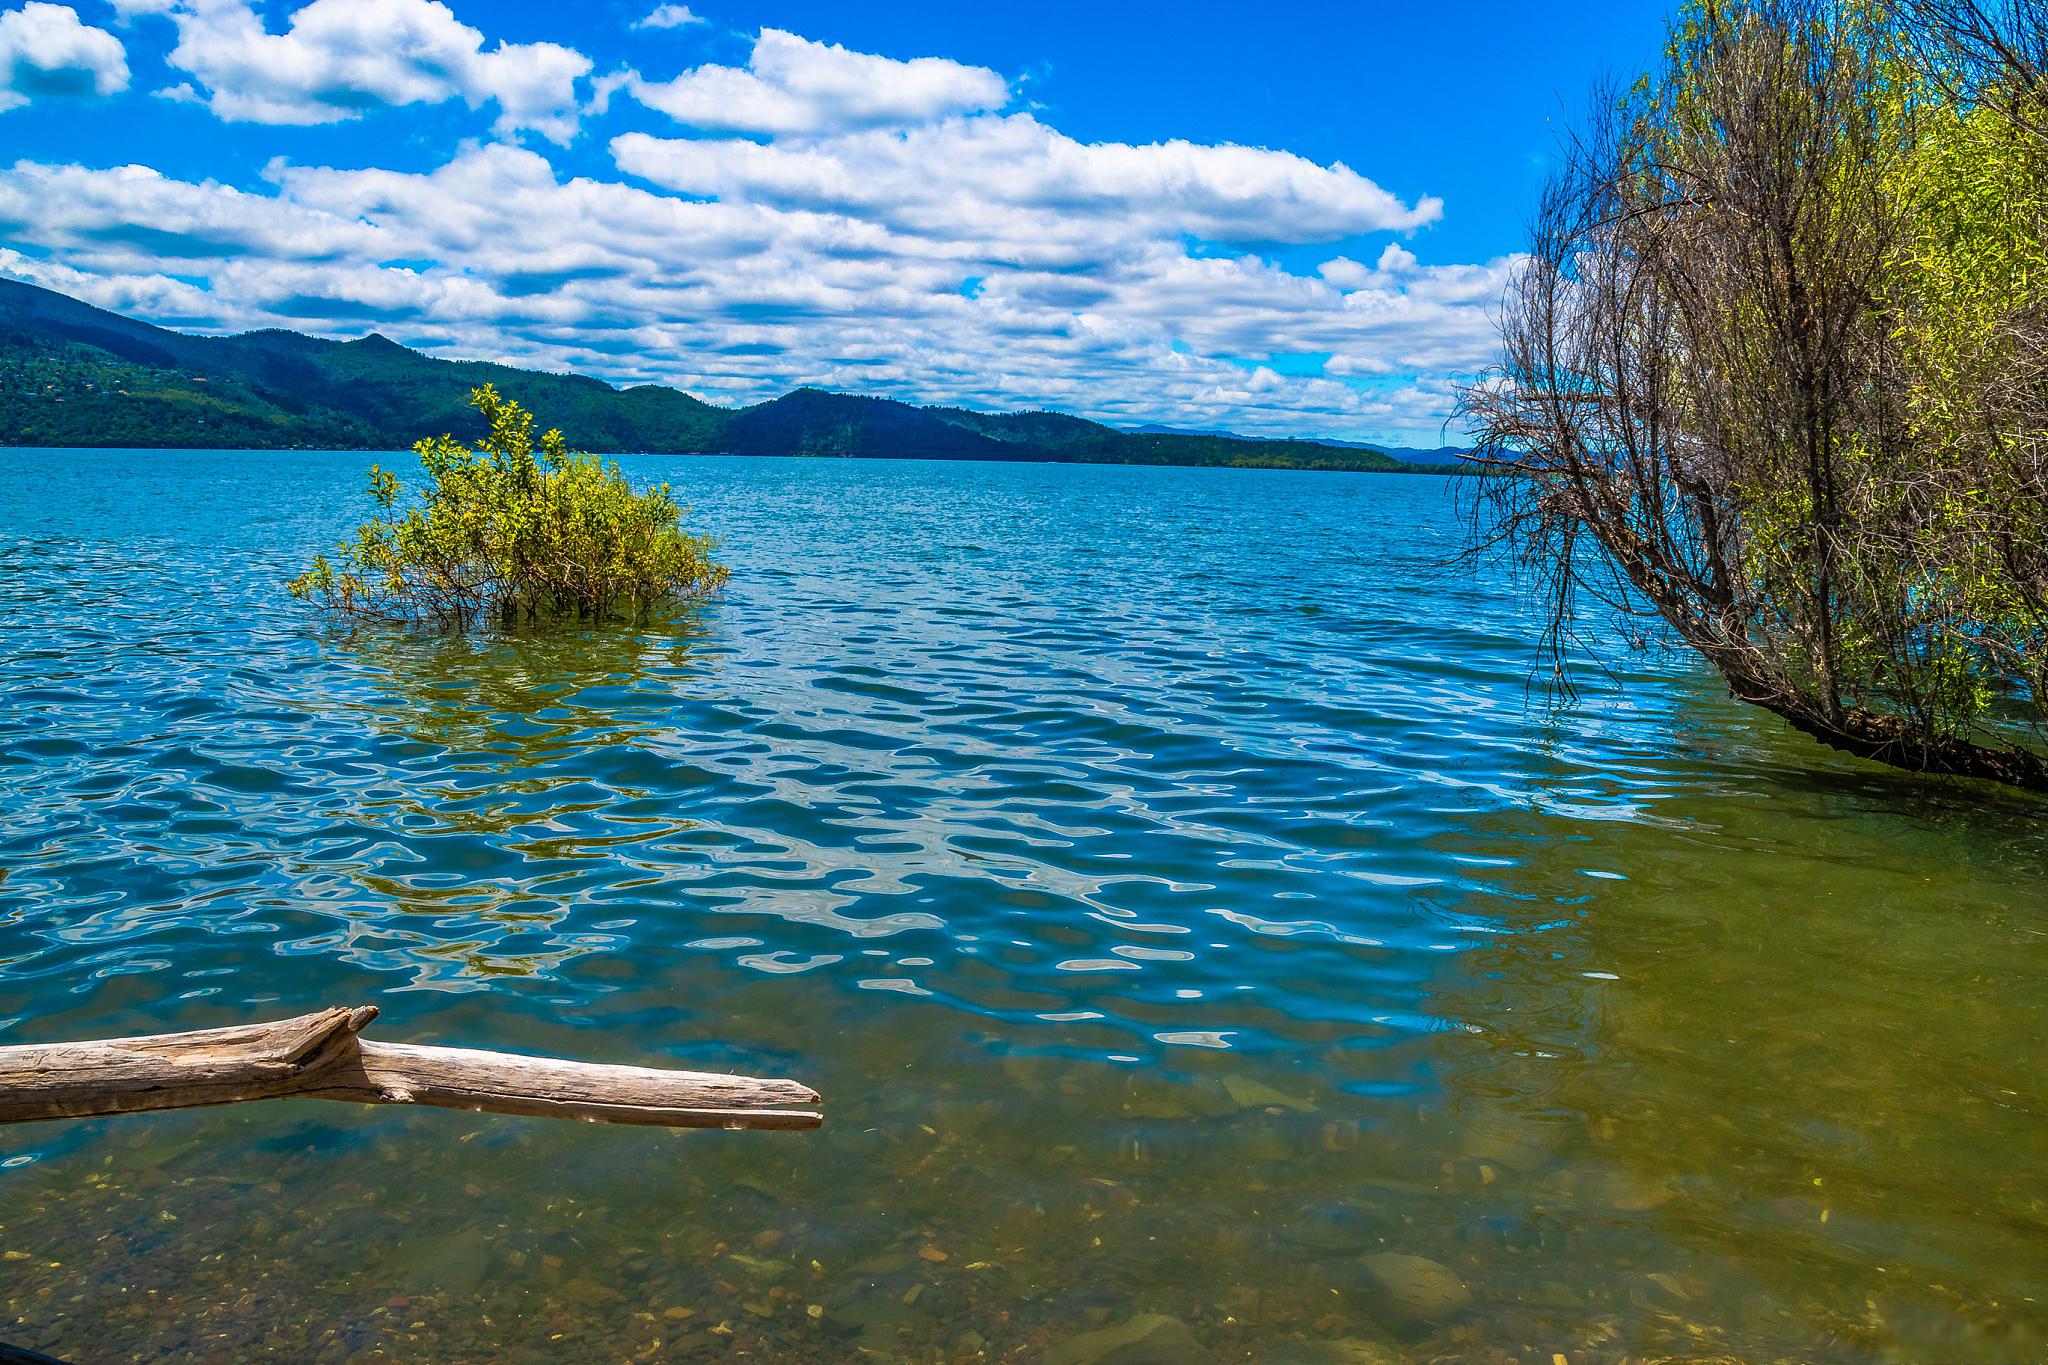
<box><xmin>1</xmin><ymin>450</ymin><xmax>2044</xmax><ymax>1362</ymax></box>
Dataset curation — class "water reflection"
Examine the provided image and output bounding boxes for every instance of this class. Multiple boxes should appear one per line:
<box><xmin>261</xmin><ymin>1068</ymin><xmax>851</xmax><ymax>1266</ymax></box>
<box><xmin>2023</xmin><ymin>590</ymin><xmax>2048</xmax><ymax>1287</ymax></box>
<box><xmin>289</xmin><ymin>617</ymin><xmax>720</xmax><ymax>986</ymax></box>
<box><xmin>332</xmin><ymin>612</ymin><xmax>715</xmax><ymax>755</ymax></box>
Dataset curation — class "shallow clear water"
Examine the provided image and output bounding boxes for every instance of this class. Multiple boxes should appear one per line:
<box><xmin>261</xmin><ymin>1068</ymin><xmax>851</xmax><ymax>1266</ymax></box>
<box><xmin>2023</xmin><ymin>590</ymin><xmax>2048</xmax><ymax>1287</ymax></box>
<box><xmin>1</xmin><ymin>450</ymin><xmax>2044</xmax><ymax>1363</ymax></box>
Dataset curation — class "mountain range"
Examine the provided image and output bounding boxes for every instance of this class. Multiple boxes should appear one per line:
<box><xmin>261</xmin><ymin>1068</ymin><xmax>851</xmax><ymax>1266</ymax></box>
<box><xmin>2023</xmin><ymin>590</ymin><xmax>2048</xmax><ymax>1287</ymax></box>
<box><xmin>0</xmin><ymin>279</ymin><xmax>1453</xmax><ymax>473</ymax></box>
<box><xmin>1129</xmin><ymin>422</ymin><xmax>1469</xmax><ymax>465</ymax></box>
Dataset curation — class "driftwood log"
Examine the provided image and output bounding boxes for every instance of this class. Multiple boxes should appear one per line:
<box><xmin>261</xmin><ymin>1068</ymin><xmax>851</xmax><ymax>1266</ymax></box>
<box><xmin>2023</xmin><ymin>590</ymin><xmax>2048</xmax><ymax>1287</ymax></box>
<box><xmin>0</xmin><ymin>1007</ymin><xmax>820</xmax><ymax>1131</ymax></box>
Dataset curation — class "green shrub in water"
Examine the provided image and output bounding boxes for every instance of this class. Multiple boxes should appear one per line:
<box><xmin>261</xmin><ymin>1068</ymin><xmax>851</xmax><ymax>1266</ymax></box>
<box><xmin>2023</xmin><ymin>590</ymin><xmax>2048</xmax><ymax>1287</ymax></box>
<box><xmin>291</xmin><ymin>385</ymin><xmax>726</xmax><ymax>628</ymax></box>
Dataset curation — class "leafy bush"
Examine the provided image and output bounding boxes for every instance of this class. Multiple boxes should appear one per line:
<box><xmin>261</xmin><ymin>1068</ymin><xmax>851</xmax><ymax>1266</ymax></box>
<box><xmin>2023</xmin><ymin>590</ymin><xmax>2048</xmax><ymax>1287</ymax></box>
<box><xmin>291</xmin><ymin>385</ymin><xmax>727</xmax><ymax>628</ymax></box>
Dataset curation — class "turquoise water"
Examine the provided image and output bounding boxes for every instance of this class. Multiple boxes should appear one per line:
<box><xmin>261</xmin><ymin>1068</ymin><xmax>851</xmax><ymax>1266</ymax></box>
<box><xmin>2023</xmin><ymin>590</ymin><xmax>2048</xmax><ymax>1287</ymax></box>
<box><xmin>1</xmin><ymin>450</ymin><xmax>2045</xmax><ymax>1362</ymax></box>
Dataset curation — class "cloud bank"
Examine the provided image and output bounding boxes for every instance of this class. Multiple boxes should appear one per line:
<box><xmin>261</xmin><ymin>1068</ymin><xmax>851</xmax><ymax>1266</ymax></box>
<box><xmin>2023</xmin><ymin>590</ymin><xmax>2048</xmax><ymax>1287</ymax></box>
<box><xmin>0</xmin><ymin>0</ymin><xmax>1504</xmax><ymax>441</ymax></box>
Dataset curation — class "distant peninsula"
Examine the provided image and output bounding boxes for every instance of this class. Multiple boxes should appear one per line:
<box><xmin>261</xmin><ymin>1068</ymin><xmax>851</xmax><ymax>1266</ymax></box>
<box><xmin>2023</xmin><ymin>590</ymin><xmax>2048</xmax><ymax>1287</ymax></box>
<box><xmin>0</xmin><ymin>279</ymin><xmax>1449</xmax><ymax>473</ymax></box>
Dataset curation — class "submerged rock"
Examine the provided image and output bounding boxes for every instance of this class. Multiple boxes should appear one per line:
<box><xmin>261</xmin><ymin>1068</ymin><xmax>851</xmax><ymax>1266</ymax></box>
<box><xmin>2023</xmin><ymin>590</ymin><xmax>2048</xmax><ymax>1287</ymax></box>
<box><xmin>1280</xmin><ymin>1201</ymin><xmax>1381</xmax><ymax>1254</ymax></box>
<box><xmin>1223</xmin><ymin>1124</ymin><xmax>1294</xmax><ymax>1164</ymax></box>
<box><xmin>1222</xmin><ymin>1075</ymin><xmax>1317</xmax><ymax>1113</ymax></box>
<box><xmin>1261</xmin><ymin>1340</ymin><xmax>1401</xmax><ymax>1365</ymax></box>
<box><xmin>1580</xmin><ymin>1166</ymin><xmax>1679</xmax><ymax>1212</ymax></box>
<box><xmin>1454</xmin><ymin>1115</ymin><xmax>1553</xmax><ymax>1173</ymax></box>
<box><xmin>1358</xmin><ymin>1252</ymin><xmax>1473</xmax><ymax>1327</ymax></box>
<box><xmin>1451</xmin><ymin>1208</ymin><xmax>1559</xmax><ymax>1255</ymax></box>
<box><xmin>844</xmin><ymin>1249</ymin><xmax>919</xmax><ymax>1278</ymax></box>
<box><xmin>722</xmin><ymin>1251</ymin><xmax>790</xmax><ymax>1282</ymax></box>
<box><xmin>1040</xmin><ymin>1313</ymin><xmax>1210</xmax><ymax>1365</ymax></box>
<box><xmin>383</xmin><ymin>1232</ymin><xmax>491</xmax><ymax>1297</ymax></box>
<box><xmin>831</xmin><ymin>1285</ymin><xmax>930</xmax><ymax>1347</ymax></box>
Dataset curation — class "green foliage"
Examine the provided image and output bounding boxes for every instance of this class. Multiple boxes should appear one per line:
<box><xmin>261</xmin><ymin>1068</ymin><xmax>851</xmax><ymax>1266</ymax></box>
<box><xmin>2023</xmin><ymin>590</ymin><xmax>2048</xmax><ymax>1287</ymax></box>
<box><xmin>0</xmin><ymin>337</ymin><xmax>381</xmax><ymax>448</ymax></box>
<box><xmin>1865</xmin><ymin>13</ymin><xmax>2048</xmax><ymax>736</ymax></box>
<box><xmin>1462</xmin><ymin>0</ymin><xmax>2048</xmax><ymax>788</ymax></box>
<box><xmin>0</xmin><ymin>278</ymin><xmax>728</xmax><ymax>454</ymax></box>
<box><xmin>1888</xmin><ymin>89</ymin><xmax>2048</xmax><ymax>420</ymax></box>
<box><xmin>290</xmin><ymin>385</ymin><xmax>727</xmax><ymax>630</ymax></box>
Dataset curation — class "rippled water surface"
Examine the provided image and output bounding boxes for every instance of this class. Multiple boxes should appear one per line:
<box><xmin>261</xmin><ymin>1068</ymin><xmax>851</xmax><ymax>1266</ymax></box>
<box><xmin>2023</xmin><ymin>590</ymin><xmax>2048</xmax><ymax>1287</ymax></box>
<box><xmin>2</xmin><ymin>450</ymin><xmax>2045</xmax><ymax>1363</ymax></box>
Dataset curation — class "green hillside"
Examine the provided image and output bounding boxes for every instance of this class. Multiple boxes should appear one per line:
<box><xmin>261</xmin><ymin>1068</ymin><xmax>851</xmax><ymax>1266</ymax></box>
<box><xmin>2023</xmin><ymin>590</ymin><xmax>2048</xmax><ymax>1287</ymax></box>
<box><xmin>0</xmin><ymin>279</ymin><xmax>1430</xmax><ymax>473</ymax></box>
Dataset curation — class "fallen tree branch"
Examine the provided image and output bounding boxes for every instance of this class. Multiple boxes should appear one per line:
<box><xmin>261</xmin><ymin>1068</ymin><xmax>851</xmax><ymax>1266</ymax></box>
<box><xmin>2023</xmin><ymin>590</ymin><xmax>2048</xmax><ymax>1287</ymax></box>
<box><xmin>0</xmin><ymin>1007</ymin><xmax>821</xmax><ymax>1131</ymax></box>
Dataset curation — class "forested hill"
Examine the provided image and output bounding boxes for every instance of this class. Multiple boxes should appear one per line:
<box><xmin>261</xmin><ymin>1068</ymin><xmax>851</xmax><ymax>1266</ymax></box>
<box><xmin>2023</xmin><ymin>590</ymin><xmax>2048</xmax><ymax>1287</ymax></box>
<box><xmin>0</xmin><ymin>280</ymin><xmax>1434</xmax><ymax>472</ymax></box>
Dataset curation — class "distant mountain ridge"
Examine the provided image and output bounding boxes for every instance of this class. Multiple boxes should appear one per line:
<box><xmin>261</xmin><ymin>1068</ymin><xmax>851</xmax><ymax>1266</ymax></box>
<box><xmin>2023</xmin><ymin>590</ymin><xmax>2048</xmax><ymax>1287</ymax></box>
<box><xmin>0</xmin><ymin>279</ymin><xmax>1452</xmax><ymax>472</ymax></box>
<box><xmin>1129</xmin><ymin>420</ymin><xmax>1469</xmax><ymax>464</ymax></box>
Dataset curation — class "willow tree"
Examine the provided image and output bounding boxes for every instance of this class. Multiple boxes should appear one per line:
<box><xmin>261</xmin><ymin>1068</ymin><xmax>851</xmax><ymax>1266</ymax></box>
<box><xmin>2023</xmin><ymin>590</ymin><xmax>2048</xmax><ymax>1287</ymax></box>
<box><xmin>1461</xmin><ymin>0</ymin><xmax>2048</xmax><ymax>790</ymax></box>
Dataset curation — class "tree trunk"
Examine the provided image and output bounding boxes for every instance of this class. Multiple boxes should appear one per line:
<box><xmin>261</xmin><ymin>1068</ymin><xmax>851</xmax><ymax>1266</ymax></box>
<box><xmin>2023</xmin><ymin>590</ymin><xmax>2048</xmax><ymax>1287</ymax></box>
<box><xmin>1747</xmin><ymin>688</ymin><xmax>2048</xmax><ymax>791</ymax></box>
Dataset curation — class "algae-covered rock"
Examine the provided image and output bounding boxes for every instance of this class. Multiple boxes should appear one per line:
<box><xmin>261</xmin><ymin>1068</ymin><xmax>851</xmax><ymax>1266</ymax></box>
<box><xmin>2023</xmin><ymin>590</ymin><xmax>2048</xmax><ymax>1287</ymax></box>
<box><xmin>1223</xmin><ymin>1124</ymin><xmax>1294</xmax><ymax>1164</ymax></box>
<box><xmin>1579</xmin><ymin>1166</ymin><xmax>1678</xmax><ymax>1212</ymax></box>
<box><xmin>1041</xmin><ymin>1313</ymin><xmax>1210</xmax><ymax>1365</ymax></box>
<box><xmin>722</xmin><ymin>1251</ymin><xmax>790</xmax><ymax>1282</ymax></box>
<box><xmin>1222</xmin><ymin>1075</ymin><xmax>1317</xmax><ymax>1113</ymax></box>
<box><xmin>1281</xmin><ymin>1201</ymin><xmax>1380</xmax><ymax>1253</ymax></box>
<box><xmin>1260</xmin><ymin>1340</ymin><xmax>1401</xmax><ymax>1365</ymax></box>
<box><xmin>383</xmin><ymin>1231</ymin><xmax>491</xmax><ymax>1296</ymax></box>
<box><xmin>1454</xmin><ymin>1115</ymin><xmax>1553</xmax><ymax>1173</ymax></box>
<box><xmin>1359</xmin><ymin>1251</ymin><xmax>1472</xmax><ymax>1326</ymax></box>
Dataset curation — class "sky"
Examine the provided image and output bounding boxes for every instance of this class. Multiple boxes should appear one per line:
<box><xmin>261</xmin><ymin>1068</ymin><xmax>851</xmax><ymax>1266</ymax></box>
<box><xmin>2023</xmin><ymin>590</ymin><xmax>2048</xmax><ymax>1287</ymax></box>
<box><xmin>0</xmin><ymin>0</ymin><xmax>1659</xmax><ymax>444</ymax></box>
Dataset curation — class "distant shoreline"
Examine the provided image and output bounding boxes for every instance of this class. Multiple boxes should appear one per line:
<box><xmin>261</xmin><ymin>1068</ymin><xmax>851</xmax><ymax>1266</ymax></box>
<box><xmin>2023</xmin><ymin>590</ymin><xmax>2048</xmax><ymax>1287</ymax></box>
<box><xmin>0</xmin><ymin>441</ymin><xmax>1459</xmax><ymax>475</ymax></box>
<box><xmin>1</xmin><ymin>278</ymin><xmax>1462</xmax><ymax>476</ymax></box>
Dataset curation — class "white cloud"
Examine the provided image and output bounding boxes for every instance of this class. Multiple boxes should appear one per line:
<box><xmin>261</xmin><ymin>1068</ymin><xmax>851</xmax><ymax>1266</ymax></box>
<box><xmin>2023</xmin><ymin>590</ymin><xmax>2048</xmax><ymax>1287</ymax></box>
<box><xmin>615</xmin><ymin>114</ymin><xmax>1441</xmax><ymax>256</ymax></box>
<box><xmin>0</xmin><ymin>2</ymin><xmax>128</xmax><ymax>111</ymax></box>
<box><xmin>0</xmin><ymin>21</ymin><xmax>1499</xmax><ymax>442</ymax></box>
<box><xmin>131</xmin><ymin>0</ymin><xmax>590</xmax><ymax>143</ymax></box>
<box><xmin>0</xmin><ymin>141</ymin><xmax>1493</xmax><ymax>440</ymax></box>
<box><xmin>0</xmin><ymin>158</ymin><xmax>388</xmax><ymax>261</ymax></box>
<box><xmin>624</xmin><ymin>28</ymin><xmax>1007</xmax><ymax>135</ymax></box>
<box><xmin>632</xmin><ymin>4</ymin><xmax>702</xmax><ymax>30</ymax></box>
<box><xmin>0</xmin><ymin>245</ymin><xmax>229</xmax><ymax>321</ymax></box>
<box><xmin>1375</xmin><ymin>242</ymin><xmax>1418</xmax><ymax>273</ymax></box>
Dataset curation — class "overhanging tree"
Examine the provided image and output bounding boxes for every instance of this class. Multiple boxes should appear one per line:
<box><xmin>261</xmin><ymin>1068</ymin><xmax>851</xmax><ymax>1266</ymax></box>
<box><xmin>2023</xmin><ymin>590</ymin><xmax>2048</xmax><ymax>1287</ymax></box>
<box><xmin>1460</xmin><ymin>0</ymin><xmax>2048</xmax><ymax>791</ymax></box>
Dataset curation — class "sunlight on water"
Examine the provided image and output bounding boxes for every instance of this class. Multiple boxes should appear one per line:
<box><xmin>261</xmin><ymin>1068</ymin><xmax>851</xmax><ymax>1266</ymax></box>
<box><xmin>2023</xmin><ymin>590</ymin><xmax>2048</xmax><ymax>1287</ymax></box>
<box><xmin>0</xmin><ymin>451</ymin><xmax>2044</xmax><ymax>1361</ymax></box>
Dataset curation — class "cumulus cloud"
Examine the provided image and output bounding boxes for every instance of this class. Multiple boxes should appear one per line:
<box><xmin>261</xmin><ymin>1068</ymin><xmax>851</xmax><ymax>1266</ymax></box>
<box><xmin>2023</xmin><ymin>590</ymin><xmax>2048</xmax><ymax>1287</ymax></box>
<box><xmin>0</xmin><ymin>158</ymin><xmax>387</xmax><ymax>261</ymax></box>
<box><xmin>0</xmin><ymin>245</ymin><xmax>224</xmax><ymax>321</ymax></box>
<box><xmin>0</xmin><ymin>2</ymin><xmax>129</xmax><ymax>111</ymax></box>
<box><xmin>624</xmin><ymin>28</ymin><xmax>1008</xmax><ymax>135</ymax></box>
<box><xmin>129</xmin><ymin>0</ymin><xmax>590</xmax><ymax>142</ymax></box>
<box><xmin>632</xmin><ymin>4</ymin><xmax>701</xmax><ymax>30</ymax></box>
<box><xmin>0</xmin><ymin>18</ymin><xmax>1499</xmax><ymax>441</ymax></box>
<box><xmin>616</xmin><ymin>114</ymin><xmax>1440</xmax><ymax>257</ymax></box>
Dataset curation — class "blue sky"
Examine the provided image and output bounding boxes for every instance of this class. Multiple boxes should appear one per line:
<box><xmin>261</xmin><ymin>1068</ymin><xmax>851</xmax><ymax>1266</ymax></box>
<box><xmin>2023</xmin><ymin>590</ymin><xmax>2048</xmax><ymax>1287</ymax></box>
<box><xmin>0</xmin><ymin>0</ymin><xmax>1660</xmax><ymax>444</ymax></box>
